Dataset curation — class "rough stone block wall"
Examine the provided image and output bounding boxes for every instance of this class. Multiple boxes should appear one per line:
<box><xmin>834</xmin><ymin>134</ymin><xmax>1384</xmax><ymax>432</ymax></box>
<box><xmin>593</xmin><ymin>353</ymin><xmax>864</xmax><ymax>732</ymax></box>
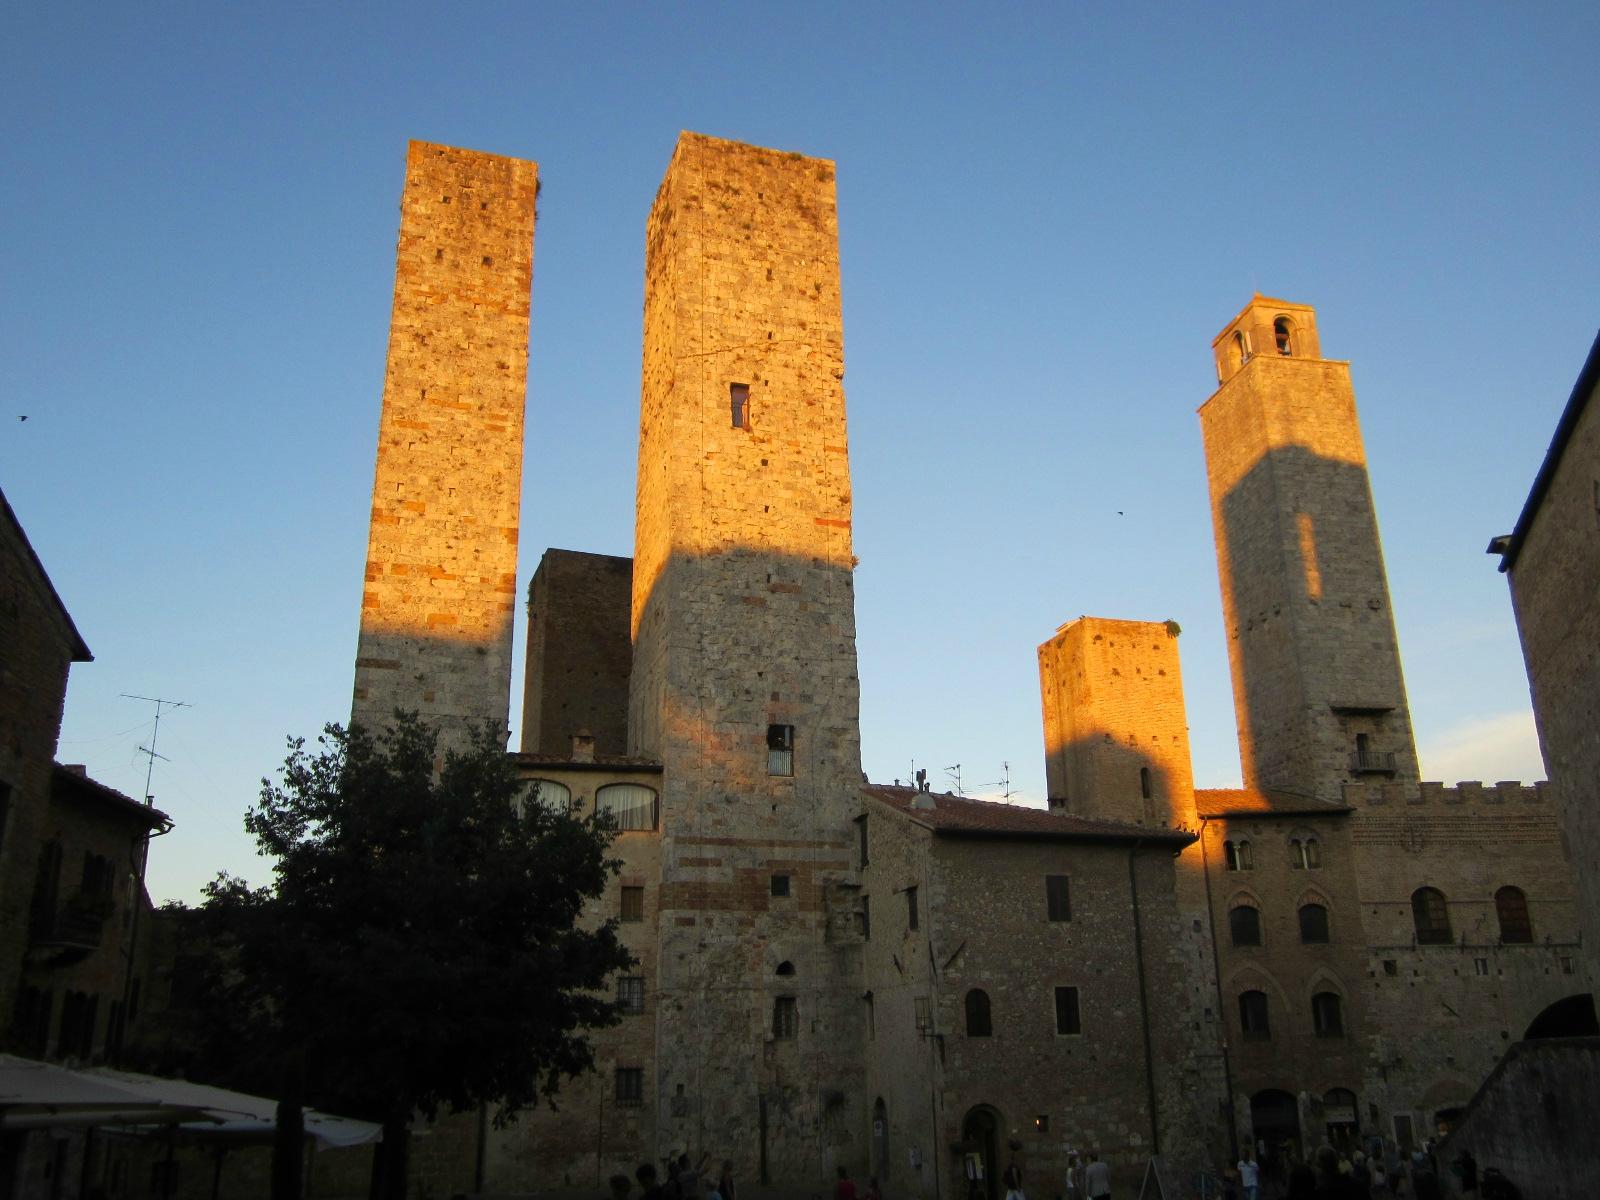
<box><xmin>628</xmin><ymin>131</ymin><xmax>866</xmax><ymax>1186</ymax></box>
<box><xmin>519</xmin><ymin>549</ymin><xmax>633</xmax><ymax>756</ymax></box>
<box><xmin>1506</xmin><ymin>362</ymin><xmax>1600</xmax><ymax>981</ymax></box>
<box><xmin>912</xmin><ymin>829</ymin><xmax>1220</xmax><ymax>1192</ymax></box>
<box><xmin>1199</xmin><ymin>300</ymin><xmax>1419</xmax><ymax>799</ymax></box>
<box><xmin>1436</xmin><ymin>1038</ymin><xmax>1600</xmax><ymax>1200</ymax></box>
<box><xmin>352</xmin><ymin>141</ymin><xmax>537</xmax><ymax>750</ymax></box>
<box><xmin>1345</xmin><ymin>782</ymin><xmax>1584</xmax><ymax>1137</ymax></box>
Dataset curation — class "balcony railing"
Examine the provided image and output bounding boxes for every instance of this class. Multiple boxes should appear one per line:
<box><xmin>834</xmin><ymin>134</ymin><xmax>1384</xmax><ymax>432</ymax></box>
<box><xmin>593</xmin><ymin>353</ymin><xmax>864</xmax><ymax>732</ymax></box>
<box><xmin>1350</xmin><ymin>749</ymin><xmax>1397</xmax><ymax>774</ymax></box>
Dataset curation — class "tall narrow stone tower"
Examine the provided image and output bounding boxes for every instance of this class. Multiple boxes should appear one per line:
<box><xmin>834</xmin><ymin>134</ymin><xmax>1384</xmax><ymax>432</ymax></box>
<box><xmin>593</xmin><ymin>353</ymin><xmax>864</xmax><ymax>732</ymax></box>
<box><xmin>1038</xmin><ymin>616</ymin><xmax>1198</xmax><ymax>828</ymax></box>
<box><xmin>352</xmin><ymin>142</ymin><xmax>537</xmax><ymax>747</ymax></box>
<box><xmin>629</xmin><ymin>132</ymin><xmax>864</xmax><ymax>1181</ymax></box>
<box><xmin>1199</xmin><ymin>297</ymin><xmax>1418</xmax><ymax>798</ymax></box>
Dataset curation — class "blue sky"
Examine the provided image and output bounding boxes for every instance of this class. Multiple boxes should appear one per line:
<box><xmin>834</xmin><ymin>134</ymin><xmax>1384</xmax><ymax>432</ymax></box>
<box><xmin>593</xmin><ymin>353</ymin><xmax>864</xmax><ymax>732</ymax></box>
<box><xmin>5</xmin><ymin>3</ymin><xmax>1595</xmax><ymax>902</ymax></box>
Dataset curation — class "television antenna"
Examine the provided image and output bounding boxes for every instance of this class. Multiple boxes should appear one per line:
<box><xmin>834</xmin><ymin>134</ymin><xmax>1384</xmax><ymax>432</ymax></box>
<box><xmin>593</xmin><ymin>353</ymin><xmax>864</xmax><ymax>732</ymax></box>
<box><xmin>121</xmin><ymin>693</ymin><xmax>190</xmax><ymax>805</ymax></box>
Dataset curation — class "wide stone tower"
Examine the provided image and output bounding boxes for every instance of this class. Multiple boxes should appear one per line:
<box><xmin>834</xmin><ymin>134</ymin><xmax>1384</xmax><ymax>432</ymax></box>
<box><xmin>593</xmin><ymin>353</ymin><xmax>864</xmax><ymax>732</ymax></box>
<box><xmin>1198</xmin><ymin>297</ymin><xmax>1419</xmax><ymax>798</ymax></box>
<box><xmin>351</xmin><ymin>142</ymin><xmax>537</xmax><ymax>747</ymax></box>
<box><xmin>629</xmin><ymin>132</ymin><xmax>866</xmax><ymax>1181</ymax></box>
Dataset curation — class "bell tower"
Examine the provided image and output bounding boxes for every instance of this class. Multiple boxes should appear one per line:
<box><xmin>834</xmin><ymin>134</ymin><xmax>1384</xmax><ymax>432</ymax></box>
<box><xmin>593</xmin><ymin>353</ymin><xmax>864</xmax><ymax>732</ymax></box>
<box><xmin>1199</xmin><ymin>296</ymin><xmax>1419</xmax><ymax>797</ymax></box>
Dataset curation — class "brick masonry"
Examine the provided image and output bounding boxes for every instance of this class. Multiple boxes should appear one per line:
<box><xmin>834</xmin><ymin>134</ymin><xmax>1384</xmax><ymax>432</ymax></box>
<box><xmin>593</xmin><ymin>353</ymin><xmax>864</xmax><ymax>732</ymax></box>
<box><xmin>351</xmin><ymin>141</ymin><xmax>538</xmax><ymax>749</ymax></box>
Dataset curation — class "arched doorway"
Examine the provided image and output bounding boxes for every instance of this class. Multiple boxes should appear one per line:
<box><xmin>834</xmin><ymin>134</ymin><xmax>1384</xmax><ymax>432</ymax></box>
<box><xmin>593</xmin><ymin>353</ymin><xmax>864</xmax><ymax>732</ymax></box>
<box><xmin>1523</xmin><ymin>993</ymin><xmax>1598</xmax><ymax>1039</ymax></box>
<box><xmin>1250</xmin><ymin>1089</ymin><xmax>1302</xmax><ymax>1165</ymax></box>
<box><xmin>872</xmin><ymin>1097</ymin><xmax>890</xmax><ymax>1183</ymax></box>
<box><xmin>960</xmin><ymin>1105</ymin><xmax>1002</xmax><ymax>1200</ymax></box>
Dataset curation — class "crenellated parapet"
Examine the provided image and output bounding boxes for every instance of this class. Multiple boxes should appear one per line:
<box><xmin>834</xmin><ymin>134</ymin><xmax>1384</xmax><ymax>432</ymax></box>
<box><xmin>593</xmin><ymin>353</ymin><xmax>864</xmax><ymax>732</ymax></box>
<box><xmin>1342</xmin><ymin>779</ymin><xmax>1549</xmax><ymax>808</ymax></box>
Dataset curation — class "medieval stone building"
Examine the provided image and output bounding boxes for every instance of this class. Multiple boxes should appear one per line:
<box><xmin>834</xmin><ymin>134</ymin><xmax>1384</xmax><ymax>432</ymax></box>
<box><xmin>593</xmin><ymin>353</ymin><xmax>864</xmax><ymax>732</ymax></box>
<box><xmin>349</xmin><ymin>134</ymin><xmax>1589</xmax><ymax>1197</ymax></box>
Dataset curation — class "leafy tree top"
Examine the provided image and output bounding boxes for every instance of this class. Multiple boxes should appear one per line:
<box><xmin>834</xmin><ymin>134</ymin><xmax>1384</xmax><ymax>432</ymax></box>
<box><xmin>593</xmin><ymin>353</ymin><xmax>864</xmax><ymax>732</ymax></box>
<box><xmin>201</xmin><ymin>713</ymin><xmax>632</xmax><ymax>1124</ymax></box>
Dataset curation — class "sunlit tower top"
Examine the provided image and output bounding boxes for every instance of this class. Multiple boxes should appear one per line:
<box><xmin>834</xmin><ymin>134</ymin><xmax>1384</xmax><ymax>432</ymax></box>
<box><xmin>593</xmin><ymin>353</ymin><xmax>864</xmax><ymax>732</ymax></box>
<box><xmin>1198</xmin><ymin>297</ymin><xmax>1419</xmax><ymax>798</ymax></box>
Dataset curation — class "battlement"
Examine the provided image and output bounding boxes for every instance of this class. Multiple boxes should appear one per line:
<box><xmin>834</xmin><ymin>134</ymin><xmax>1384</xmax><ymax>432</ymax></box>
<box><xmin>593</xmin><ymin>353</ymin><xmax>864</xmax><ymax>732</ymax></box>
<box><xmin>1341</xmin><ymin>779</ymin><xmax>1550</xmax><ymax>807</ymax></box>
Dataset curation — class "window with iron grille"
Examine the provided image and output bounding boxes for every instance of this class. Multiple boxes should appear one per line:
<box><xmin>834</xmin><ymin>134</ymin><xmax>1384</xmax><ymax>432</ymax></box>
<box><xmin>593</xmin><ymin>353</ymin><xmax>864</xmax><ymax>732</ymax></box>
<box><xmin>619</xmin><ymin>886</ymin><xmax>645</xmax><ymax>922</ymax></box>
<box><xmin>772</xmin><ymin>996</ymin><xmax>798</xmax><ymax>1040</ymax></box>
<box><xmin>617</xmin><ymin>976</ymin><xmax>645</xmax><ymax>1016</ymax></box>
<box><xmin>614</xmin><ymin>1068</ymin><xmax>643</xmax><ymax>1106</ymax></box>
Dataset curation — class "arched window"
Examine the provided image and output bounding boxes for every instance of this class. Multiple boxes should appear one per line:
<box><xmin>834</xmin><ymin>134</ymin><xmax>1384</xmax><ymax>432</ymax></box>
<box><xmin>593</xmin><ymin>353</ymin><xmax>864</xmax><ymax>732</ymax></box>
<box><xmin>965</xmin><ymin>988</ymin><xmax>992</xmax><ymax>1037</ymax></box>
<box><xmin>1274</xmin><ymin>317</ymin><xmax>1293</xmax><ymax>356</ymax></box>
<box><xmin>1312</xmin><ymin>991</ymin><xmax>1343</xmax><ymax>1037</ymax></box>
<box><xmin>1290</xmin><ymin>837</ymin><xmax>1322</xmax><ymax>869</ymax></box>
<box><xmin>1239</xmin><ymin>990</ymin><xmax>1270</xmax><ymax>1038</ymax></box>
<box><xmin>1229</xmin><ymin>904</ymin><xmax>1262</xmax><ymax>947</ymax></box>
<box><xmin>1412</xmin><ymin>887</ymin><xmax>1452</xmax><ymax>945</ymax></box>
<box><xmin>1299</xmin><ymin>903</ymin><xmax>1330</xmax><ymax>944</ymax></box>
<box><xmin>596</xmin><ymin>784</ymin><xmax>659</xmax><ymax>832</ymax></box>
<box><xmin>1139</xmin><ymin>767</ymin><xmax>1152</xmax><ymax>800</ymax></box>
<box><xmin>523</xmin><ymin>779</ymin><xmax>572</xmax><ymax>816</ymax></box>
<box><xmin>1224</xmin><ymin>839</ymin><xmax>1253</xmax><ymax>871</ymax></box>
<box><xmin>775</xmin><ymin>961</ymin><xmax>796</xmax><ymax>977</ymax></box>
<box><xmin>1495</xmin><ymin>886</ymin><xmax>1533</xmax><ymax>944</ymax></box>
<box><xmin>1234</xmin><ymin>330</ymin><xmax>1250</xmax><ymax>368</ymax></box>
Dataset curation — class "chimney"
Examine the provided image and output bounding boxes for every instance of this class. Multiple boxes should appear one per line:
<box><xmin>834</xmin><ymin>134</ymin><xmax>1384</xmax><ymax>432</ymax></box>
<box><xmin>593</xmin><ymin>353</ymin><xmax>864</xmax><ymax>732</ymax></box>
<box><xmin>570</xmin><ymin>731</ymin><xmax>596</xmax><ymax>763</ymax></box>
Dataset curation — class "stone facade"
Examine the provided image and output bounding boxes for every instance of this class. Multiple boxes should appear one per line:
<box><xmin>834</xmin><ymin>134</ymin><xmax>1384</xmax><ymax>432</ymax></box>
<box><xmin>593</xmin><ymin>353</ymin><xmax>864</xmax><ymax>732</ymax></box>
<box><xmin>351</xmin><ymin>142</ymin><xmax>538</xmax><ymax>749</ymax></box>
<box><xmin>0</xmin><ymin>491</ymin><xmax>172</xmax><ymax>1200</ymax></box>
<box><xmin>326</xmin><ymin>136</ymin><xmax>1591</xmax><ymax>1197</ymax></box>
<box><xmin>1494</xmin><ymin>332</ymin><xmax>1600</xmax><ymax>980</ymax></box>
<box><xmin>1199</xmin><ymin>298</ymin><xmax>1420</xmax><ymax>797</ymax></box>
<box><xmin>624</xmin><ymin>132</ymin><xmax>866</xmax><ymax>1187</ymax></box>
<box><xmin>519</xmin><ymin>548</ymin><xmax>633</xmax><ymax>757</ymax></box>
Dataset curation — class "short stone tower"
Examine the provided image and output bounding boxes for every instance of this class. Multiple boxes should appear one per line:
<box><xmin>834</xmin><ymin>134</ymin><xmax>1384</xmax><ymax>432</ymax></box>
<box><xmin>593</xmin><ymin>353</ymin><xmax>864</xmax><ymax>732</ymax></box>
<box><xmin>1198</xmin><ymin>297</ymin><xmax>1419</xmax><ymax>798</ymax></box>
<box><xmin>351</xmin><ymin>142</ymin><xmax>537</xmax><ymax>747</ymax></box>
<box><xmin>629</xmin><ymin>132</ymin><xmax>865</xmax><ymax>1181</ymax></box>
<box><xmin>1038</xmin><ymin>617</ymin><xmax>1198</xmax><ymax>828</ymax></box>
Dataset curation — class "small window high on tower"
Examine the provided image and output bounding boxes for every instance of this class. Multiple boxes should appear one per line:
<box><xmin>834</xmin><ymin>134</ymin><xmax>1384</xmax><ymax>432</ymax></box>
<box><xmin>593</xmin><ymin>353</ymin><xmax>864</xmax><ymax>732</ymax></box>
<box><xmin>730</xmin><ymin>382</ymin><xmax>751</xmax><ymax>429</ymax></box>
<box><xmin>767</xmin><ymin>724</ymin><xmax>794</xmax><ymax>776</ymax></box>
<box><xmin>1274</xmin><ymin>317</ymin><xmax>1294</xmax><ymax>356</ymax></box>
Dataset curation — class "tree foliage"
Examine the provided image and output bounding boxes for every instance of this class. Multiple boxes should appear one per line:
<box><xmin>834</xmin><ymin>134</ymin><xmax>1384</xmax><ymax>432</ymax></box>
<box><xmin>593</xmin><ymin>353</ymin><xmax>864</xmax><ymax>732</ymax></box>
<box><xmin>196</xmin><ymin>715</ymin><xmax>631</xmax><ymax>1133</ymax></box>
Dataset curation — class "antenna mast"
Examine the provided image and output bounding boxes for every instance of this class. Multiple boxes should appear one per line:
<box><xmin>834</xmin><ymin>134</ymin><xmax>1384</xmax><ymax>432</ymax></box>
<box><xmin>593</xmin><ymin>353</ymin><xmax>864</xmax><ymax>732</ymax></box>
<box><xmin>122</xmin><ymin>693</ymin><xmax>189</xmax><ymax>804</ymax></box>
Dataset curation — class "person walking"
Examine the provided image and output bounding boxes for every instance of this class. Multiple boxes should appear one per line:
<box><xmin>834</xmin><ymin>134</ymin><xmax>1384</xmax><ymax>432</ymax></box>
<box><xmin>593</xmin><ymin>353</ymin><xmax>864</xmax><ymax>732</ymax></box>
<box><xmin>717</xmin><ymin>1160</ymin><xmax>737</xmax><ymax>1200</ymax></box>
<box><xmin>1237</xmin><ymin>1152</ymin><xmax>1260</xmax><ymax>1200</ymax></box>
<box><xmin>1085</xmin><ymin>1151</ymin><xmax>1112</xmax><ymax>1200</ymax></box>
<box><xmin>836</xmin><ymin>1165</ymin><xmax>859</xmax><ymax>1200</ymax></box>
<box><xmin>1003</xmin><ymin>1158</ymin><xmax>1025</xmax><ymax>1200</ymax></box>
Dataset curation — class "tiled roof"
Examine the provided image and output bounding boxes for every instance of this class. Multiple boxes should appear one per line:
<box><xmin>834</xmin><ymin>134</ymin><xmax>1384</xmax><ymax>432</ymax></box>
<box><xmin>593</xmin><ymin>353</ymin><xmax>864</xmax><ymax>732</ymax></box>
<box><xmin>52</xmin><ymin>764</ymin><xmax>172</xmax><ymax>830</ymax></box>
<box><xmin>1193</xmin><ymin>787</ymin><xmax>1349</xmax><ymax>819</ymax></box>
<box><xmin>863</xmin><ymin>784</ymin><xmax>1194</xmax><ymax>845</ymax></box>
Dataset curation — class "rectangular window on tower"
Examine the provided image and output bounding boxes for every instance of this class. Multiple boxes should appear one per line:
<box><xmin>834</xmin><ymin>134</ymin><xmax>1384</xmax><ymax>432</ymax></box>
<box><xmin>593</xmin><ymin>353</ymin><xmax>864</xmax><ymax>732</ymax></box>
<box><xmin>767</xmin><ymin>724</ymin><xmax>794</xmax><ymax>776</ymax></box>
<box><xmin>730</xmin><ymin>383</ymin><xmax>750</xmax><ymax>430</ymax></box>
<box><xmin>620</xmin><ymin>886</ymin><xmax>644</xmax><ymax>922</ymax></box>
<box><xmin>906</xmin><ymin>885</ymin><xmax>919</xmax><ymax>931</ymax></box>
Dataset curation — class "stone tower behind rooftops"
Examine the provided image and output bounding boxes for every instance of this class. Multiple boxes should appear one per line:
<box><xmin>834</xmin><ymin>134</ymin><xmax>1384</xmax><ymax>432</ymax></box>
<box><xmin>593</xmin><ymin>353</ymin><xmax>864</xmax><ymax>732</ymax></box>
<box><xmin>629</xmin><ymin>132</ymin><xmax>865</xmax><ymax>1182</ymax></box>
<box><xmin>351</xmin><ymin>142</ymin><xmax>537</xmax><ymax>749</ymax></box>
<box><xmin>1198</xmin><ymin>297</ymin><xmax>1419</xmax><ymax>798</ymax></box>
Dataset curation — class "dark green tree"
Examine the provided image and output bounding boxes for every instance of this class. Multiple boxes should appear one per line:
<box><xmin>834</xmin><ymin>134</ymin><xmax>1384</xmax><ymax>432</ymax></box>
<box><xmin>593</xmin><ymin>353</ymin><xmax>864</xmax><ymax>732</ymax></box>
<box><xmin>199</xmin><ymin>714</ymin><xmax>631</xmax><ymax>1200</ymax></box>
